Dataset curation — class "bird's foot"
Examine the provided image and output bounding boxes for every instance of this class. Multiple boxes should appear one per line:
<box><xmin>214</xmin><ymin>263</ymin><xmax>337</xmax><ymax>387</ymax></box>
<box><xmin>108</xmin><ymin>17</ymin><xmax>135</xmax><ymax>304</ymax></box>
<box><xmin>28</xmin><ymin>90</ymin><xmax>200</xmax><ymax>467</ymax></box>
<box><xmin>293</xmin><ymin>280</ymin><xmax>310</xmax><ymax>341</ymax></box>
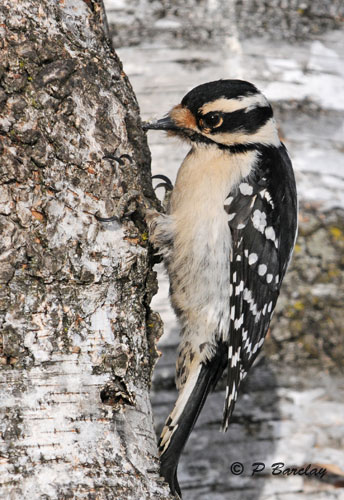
<box><xmin>152</xmin><ymin>174</ymin><xmax>173</xmax><ymax>211</ymax></box>
<box><xmin>152</xmin><ymin>174</ymin><xmax>173</xmax><ymax>192</ymax></box>
<box><xmin>95</xmin><ymin>190</ymin><xmax>140</xmax><ymax>223</ymax></box>
<box><xmin>103</xmin><ymin>152</ymin><xmax>133</xmax><ymax>166</ymax></box>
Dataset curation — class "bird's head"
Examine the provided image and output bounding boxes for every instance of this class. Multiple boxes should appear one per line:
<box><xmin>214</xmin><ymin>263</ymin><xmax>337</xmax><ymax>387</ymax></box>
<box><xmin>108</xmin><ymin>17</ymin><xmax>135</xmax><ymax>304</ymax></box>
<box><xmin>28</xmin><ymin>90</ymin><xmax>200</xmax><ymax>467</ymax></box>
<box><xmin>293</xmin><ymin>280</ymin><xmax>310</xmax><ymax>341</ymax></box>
<box><xmin>143</xmin><ymin>79</ymin><xmax>280</xmax><ymax>149</ymax></box>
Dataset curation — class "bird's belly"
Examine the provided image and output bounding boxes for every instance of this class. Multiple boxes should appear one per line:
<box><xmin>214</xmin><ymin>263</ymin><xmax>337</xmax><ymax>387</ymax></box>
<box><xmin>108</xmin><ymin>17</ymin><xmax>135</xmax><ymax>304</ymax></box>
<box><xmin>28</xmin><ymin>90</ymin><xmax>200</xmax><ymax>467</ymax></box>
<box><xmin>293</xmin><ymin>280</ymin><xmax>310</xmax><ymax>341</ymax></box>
<box><xmin>168</xmin><ymin>203</ymin><xmax>231</xmax><ymax>351</ymax></box>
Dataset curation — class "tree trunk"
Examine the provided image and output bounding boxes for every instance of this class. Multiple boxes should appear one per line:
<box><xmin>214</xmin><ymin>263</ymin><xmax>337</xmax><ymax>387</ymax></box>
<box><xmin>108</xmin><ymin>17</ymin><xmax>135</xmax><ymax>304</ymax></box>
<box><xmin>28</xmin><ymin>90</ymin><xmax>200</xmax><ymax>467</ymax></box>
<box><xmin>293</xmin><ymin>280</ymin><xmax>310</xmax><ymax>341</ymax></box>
<box><xmin>0</xmin><ymin>1</ymin><xmax>170</xmax><ymax>498</ymax></box>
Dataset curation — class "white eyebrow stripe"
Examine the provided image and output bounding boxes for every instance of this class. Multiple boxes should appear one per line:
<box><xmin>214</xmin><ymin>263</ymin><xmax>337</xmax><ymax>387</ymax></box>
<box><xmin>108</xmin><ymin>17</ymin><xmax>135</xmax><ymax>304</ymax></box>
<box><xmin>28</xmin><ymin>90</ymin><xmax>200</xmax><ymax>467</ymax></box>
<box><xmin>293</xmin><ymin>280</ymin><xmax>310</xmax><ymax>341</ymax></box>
<box><xmin>200</xmin><ymin>93</ymin><xmax>269</xmax><ymax>115</ymax></box>
<box><xmin>203</xmin><ymin>117</ymin><xmax>281</xmax><ymax>147</ymax></box>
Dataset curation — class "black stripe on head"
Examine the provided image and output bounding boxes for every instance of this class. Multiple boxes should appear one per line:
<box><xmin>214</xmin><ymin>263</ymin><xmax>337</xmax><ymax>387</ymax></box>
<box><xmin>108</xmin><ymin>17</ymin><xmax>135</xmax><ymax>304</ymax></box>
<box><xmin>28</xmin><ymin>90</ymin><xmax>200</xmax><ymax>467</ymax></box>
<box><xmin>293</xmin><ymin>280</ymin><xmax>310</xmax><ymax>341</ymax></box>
<box><xmin>181</xmin><ymin>79</ymin><xmax>259</xmax><ymax>115</ymax></box>
<box><xmin>183</xmin><ymin>129</ymin><xmax>264</xmax><ymax>152</ymax></box>
<box><xmin>209</xmin><ymin>105</ymin><xmax>273</xmax><ymax>135</ymax></box>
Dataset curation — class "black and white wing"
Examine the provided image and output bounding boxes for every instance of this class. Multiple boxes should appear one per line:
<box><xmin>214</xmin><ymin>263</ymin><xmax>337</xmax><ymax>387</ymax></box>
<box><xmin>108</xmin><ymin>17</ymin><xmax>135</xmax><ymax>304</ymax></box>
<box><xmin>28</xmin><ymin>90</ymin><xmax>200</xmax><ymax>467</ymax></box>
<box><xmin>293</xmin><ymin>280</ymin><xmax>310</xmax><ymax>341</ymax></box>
<box><xmin>222</xmin><ymin>144</ymin><xmax>297</xmax><ymax>430</ymax></box>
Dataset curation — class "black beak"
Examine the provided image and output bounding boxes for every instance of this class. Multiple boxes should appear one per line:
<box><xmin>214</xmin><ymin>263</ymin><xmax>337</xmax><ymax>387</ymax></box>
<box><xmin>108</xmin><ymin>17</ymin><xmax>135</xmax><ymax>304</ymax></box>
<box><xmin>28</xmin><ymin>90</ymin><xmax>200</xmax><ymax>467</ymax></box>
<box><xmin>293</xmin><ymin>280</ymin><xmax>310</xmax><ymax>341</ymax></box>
<box><xmin>142</xmin><ymin>116</ymin><xmax>179</xmax><ymax>131</ymax></box>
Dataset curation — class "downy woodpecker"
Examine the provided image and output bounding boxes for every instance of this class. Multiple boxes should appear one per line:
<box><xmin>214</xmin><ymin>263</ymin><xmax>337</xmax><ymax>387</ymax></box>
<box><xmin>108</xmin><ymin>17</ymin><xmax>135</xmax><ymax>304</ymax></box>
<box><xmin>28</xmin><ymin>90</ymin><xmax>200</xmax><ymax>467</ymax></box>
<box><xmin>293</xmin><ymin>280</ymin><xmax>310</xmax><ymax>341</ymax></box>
<box><xmin>143</xmin><ymin>80</ymin><xmax>297</xmax><ymax>498</ymax></box>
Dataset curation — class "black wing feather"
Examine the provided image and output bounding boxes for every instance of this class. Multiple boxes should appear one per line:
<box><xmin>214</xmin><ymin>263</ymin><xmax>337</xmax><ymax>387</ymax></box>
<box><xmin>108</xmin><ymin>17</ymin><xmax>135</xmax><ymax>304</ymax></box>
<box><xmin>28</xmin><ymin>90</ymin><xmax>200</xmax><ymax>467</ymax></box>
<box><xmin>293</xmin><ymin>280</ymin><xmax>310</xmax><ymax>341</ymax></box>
<box><xmin>222</xmin><ymin>145</ymin><xmax>297</xmax><ymax>430</ymax></box>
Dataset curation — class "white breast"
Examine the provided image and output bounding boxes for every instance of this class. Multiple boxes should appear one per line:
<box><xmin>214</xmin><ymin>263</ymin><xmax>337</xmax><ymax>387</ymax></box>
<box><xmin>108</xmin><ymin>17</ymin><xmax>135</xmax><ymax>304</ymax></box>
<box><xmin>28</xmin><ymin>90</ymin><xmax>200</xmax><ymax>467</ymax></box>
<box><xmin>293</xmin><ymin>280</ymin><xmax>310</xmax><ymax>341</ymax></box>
<box><xmin>168</xmin><ymin>145</ymin><xmax>258</xmax><ymax>359</ymax></box>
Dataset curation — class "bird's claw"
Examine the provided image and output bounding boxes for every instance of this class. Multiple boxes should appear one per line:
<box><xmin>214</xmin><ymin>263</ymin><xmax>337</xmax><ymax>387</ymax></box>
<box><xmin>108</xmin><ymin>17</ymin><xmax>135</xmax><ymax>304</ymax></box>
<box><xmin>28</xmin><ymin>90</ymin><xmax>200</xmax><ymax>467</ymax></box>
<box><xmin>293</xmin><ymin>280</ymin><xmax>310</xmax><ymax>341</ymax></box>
<box><xmin>102</xmin><ymin>153</ymin><xmax>133</xmax><ymax>166</ymax></box>
<box><xmin>152</xmin><ymin>174</ymin><xmax>173</xmax><ymax>192</ymax></box>
<box><xmin>95</xmin><ymin>213</ymin><xmax>119</xmax><ymax>222</ymax></box>
<box><xmin>152</xmin><ymin>174</ymin><xmax>173</xmax><ymax>212</ymax></box>
<box><xmin>95</xmin><ymin>190</ymin><xmax>141</xmax><ymax>223</ymax></box>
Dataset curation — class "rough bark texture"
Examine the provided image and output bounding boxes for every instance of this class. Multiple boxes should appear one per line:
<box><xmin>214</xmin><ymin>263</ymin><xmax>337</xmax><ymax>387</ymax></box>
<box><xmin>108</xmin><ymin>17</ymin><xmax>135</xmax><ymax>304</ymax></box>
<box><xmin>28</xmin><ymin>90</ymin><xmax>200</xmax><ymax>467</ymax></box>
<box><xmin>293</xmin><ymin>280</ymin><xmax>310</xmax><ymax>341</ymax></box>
<box><xmin>0</xmin><ymin>1</ymin><xmax>171</xmax><ymax>498</ymax></box>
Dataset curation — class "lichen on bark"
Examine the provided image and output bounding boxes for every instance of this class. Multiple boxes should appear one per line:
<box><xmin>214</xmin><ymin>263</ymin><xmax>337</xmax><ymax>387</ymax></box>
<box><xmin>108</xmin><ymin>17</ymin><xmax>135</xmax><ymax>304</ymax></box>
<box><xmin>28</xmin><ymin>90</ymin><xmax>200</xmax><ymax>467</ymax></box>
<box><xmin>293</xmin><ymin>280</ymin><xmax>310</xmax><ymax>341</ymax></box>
<box><xmin>0</xmin><ymin>1</ymin><xmax>169</xmax><ymax>498</ymax></box>
<box><xmin>267</xmin><ymin>204</ymin><xmax>344</xmax><ymax>372</ymax></box>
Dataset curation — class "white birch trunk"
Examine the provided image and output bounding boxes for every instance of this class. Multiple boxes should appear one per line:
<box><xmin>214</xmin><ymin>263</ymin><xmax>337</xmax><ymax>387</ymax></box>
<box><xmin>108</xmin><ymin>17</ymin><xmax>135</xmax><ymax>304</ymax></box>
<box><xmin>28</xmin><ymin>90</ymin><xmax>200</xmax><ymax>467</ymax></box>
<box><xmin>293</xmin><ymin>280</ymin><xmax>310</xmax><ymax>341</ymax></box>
<box><xmin>0</xmin><ymin>1</ymin><xmax>171</xmax><ymax>498</ymax></box>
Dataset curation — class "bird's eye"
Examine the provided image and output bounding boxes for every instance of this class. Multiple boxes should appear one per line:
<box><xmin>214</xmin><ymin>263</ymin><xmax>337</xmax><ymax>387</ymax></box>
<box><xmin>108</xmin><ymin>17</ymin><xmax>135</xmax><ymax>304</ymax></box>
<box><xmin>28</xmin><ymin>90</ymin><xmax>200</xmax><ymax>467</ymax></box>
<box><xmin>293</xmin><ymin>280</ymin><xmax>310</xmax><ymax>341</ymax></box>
<box><xmin>199</xmin><ymin>112</ymin><xmax>223</xmax><ymax>130</ymax></box>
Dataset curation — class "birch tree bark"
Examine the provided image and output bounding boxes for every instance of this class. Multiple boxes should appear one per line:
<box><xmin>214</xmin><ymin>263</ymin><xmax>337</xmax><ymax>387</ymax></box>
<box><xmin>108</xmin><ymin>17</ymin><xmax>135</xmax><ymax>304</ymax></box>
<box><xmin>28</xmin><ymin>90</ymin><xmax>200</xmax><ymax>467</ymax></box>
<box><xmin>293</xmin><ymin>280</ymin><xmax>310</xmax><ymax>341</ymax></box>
<box><xmin>0</xmin><ymin>1</ymin><xmax>170</xmax><ymax>498</ymax></box>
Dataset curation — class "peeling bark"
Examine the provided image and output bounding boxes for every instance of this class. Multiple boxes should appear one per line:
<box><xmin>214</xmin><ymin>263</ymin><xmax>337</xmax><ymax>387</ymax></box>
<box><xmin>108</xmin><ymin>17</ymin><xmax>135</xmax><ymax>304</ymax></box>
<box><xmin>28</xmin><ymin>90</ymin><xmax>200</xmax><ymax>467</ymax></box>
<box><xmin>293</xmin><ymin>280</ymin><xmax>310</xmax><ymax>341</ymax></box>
<box><xmin>0</xmin><ymin>1</ymin><xmax>170</xmax><ymax>498</ymax></box>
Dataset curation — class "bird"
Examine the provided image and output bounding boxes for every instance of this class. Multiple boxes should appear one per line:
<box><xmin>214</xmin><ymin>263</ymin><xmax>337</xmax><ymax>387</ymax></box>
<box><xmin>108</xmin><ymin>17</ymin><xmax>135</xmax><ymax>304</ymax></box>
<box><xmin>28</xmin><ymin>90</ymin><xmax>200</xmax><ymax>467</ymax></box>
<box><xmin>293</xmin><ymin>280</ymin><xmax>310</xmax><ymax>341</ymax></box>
<box><xmin>143</xmin><ymin>79</ymin><xmax>298</xmax><ymax>498</ymax></box>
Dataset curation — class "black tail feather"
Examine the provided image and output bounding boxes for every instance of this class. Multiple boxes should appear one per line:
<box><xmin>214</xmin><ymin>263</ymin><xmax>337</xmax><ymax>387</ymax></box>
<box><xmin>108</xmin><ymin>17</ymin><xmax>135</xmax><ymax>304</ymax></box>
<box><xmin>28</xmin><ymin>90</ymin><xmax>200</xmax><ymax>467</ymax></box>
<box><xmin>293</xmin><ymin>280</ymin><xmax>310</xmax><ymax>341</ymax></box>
<box><xmin>160</xmin><ymin>342</ymin><xmax>227</xmax><ymax>497</ymax></box>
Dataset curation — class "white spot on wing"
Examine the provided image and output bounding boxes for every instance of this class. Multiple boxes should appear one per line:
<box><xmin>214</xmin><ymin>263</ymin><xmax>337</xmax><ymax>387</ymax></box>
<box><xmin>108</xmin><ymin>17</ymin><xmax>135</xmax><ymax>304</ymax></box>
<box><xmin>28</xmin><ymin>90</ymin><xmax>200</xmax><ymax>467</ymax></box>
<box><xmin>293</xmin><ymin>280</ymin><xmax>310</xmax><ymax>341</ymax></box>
<box><xmin>239</xmin><ymin>183</ymin><xmax>253</xmax><ymax>195</ymax></box>
<box><xmin>258</xmin><ymin>264</ymin><xmax>267</xmax><ymax>276</ymax></box>
<box><xmin>248</xmin><ymin>253</ymin><xmax>258</xmax><ymax>265</ymax></box>
<box><xmin>252</xmin><ymin>337</ymin><xmax>265</xmax><ymax>354</ymax></box>
<box><xmin>243</xmin><ymin>288</ymin><xmax>252</xmax><ymax>302</ymax></box>
<box><xmin>255</xmin><ymin>311</ymin><xmax>261</xmax><ymax>322</ymax></box>
<box><xmin>252</xmin><ymin>209</ymin><xmax>267</xmax><ymax>233</ymax></box>
<box><xmin>235</xmin><ymin>281</ymin><xmax>244</xmax><ymax>295</ymax></box>
<box><xmin>231</xmin><ymin>346</ymin><xmax>241</xmax><ymax>366</ymax></box>
<box><xmin>234</xmin><ymin>314</ymin><xmax>244</xmax><ymax>330</ymax></box>
<box><xmin>265</xmin><ymin>226</ymin><xmax>276</xmax><ymax>242</ymax></box>
<box><xmin>264</xmin><ymin>190</ymin><xmax>275</xmax><ymax>208</ymax></box>
<box><xmin>228</xmin><ymin>345</ymin><xmax>233</xmax><ymax>359</ymax></box>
